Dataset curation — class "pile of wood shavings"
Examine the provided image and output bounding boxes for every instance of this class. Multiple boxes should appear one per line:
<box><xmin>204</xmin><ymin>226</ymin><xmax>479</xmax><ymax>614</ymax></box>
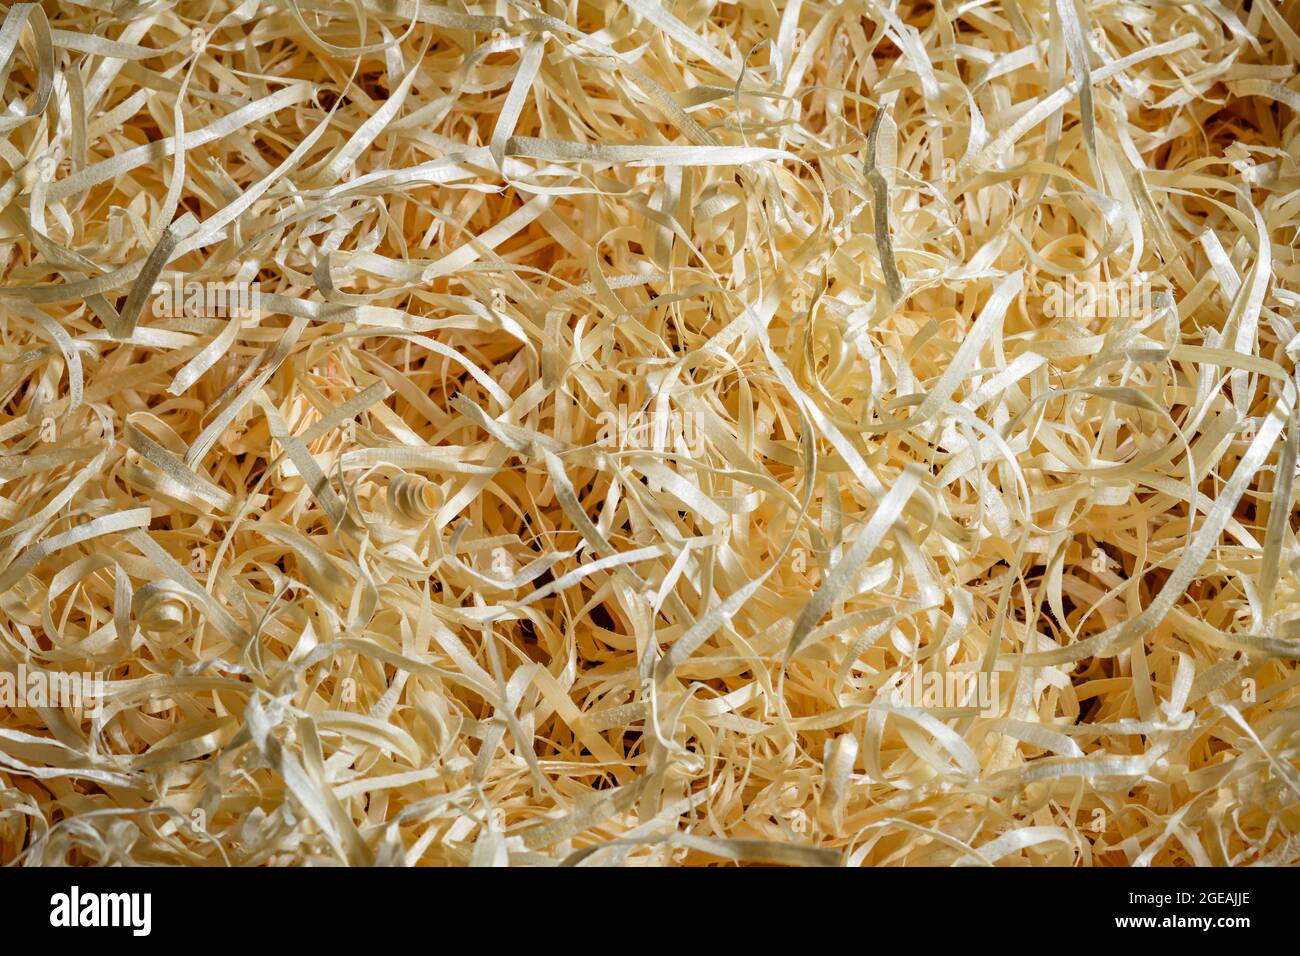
<box><xmin>1</xmin><ymin>0</ymin><xmax>1299</xmax><ymax>867</ymax></box>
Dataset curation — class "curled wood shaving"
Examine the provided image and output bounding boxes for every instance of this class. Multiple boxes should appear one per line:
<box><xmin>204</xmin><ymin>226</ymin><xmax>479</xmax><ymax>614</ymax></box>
<box><xmin>1</xmin><ymin>0</ymin><xmax>1299</xmax><ymax>867</ymax></box>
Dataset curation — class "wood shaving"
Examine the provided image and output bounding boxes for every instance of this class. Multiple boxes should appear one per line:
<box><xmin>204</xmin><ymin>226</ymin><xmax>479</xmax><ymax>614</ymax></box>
<box><xmin>1</xmin><ymin>0</ymin><xmax>1299</xmax><ymax>867</ymax></box>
